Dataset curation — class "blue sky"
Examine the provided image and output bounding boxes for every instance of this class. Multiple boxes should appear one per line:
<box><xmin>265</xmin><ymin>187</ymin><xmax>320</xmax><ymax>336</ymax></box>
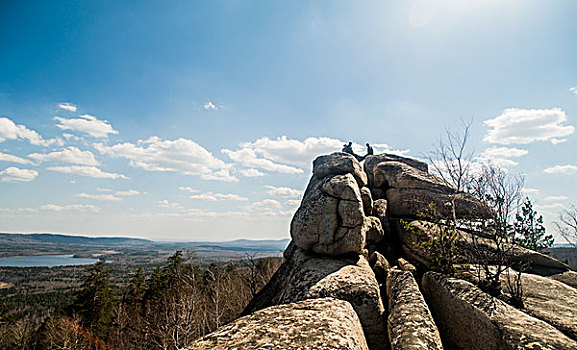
<box><xmin>1</xmin><ymin>0</ymin><xmax>576</xmax><ymax>241</ymax></box>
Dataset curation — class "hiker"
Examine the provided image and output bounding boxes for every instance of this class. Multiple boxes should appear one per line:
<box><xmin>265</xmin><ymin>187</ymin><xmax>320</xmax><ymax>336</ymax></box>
<box><xmin>342</xmin><ymin>142</ymin><xmax>364</xmax><ymax>162</ymax></box>
<box><xmin>343</xmin><ymin>142</ymin><xmax>354</xmax><ymax>155</ymax></box>
<box><xmin>365</xmin><ymin>143</ymin><xmax>374</xmax><ymax>157</ymax></box>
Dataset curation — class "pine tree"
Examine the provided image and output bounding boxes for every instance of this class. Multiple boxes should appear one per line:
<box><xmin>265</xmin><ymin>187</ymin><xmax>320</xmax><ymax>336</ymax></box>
<box><xmin>514</xmin><ymin>197</ymin><xmax>554</xmax><ymax>251</ymax></box>
<box><xmin>71</xmin><ymin>258</ymin><xmax>116</xmax><ymax>339</ymax></box>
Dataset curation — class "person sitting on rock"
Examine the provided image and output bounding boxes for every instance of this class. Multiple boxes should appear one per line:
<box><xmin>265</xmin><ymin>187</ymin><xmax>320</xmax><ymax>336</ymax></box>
<box><xmin>343</xmin><ymin>142</ymin><xmax>354</xmax><ymax>155</ymax></box>
<box><xmin>365</xmin><ymin>143</ymin><xmax>374</xmax><ymax>157</ymax></box>
<box><xmin>343</xmin><ymin>142</ymin><xmax>364</xmax><ymax>162</ymax></box>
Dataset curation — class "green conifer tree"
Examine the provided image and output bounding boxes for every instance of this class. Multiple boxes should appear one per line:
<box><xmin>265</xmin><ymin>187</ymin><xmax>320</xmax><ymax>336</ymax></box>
<box><xmin>71</xmin><ymin>258</ymin><xmax>116</xmax><ymax>339</ymax></box>
<box><xmin>514</xmin><ymin>197</ymin><xmax>554</xmax><ymax>251</ymax></box>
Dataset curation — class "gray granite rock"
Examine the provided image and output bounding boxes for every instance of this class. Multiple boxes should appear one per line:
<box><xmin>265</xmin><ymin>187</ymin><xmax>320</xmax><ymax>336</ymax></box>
<box><xmin>313</xmin><ymin>153</ymin><xmax>367</xmax><ymax>187</ymax></box>
<box><xmin>501</xmin><ymin>269</ymin><xmax>577</xmax><ymax>340</ymax></box>
<box><xmin>373</xmin><ymin>161</ymin><xmax>453</xmax><ymax>192</ymax></box>
<box><xmin>422</xmin><ymin>272</ymin><xmax>577</xmax><ymax>350</ymax></box>
<box><xmin>188</xmin><ymin>298</ymin><xmax>369</xmax><ymax>350</ymax></box>
<box><xmin>386</xmin><ymin>269</ymin><xmax>443</xmax><ymax>350</ymax></box>
<box><xmin>364</xmin><ymin>154</ymin><xmax>428</xmax><ymax>188</ymax></box>
<box><xmin>243</xmin><ymin>246</ymin><xmax>387</xmax><ymax>350</ymax></box>
<box><xmin>386</xmin><ymin>188</ymin><xmax>493</xmax><ymax>219</ymax></box>
<box><xmin>397</xmin><ymin>220</ymin><xmax>569</xmax><ymax>275</ymax></box>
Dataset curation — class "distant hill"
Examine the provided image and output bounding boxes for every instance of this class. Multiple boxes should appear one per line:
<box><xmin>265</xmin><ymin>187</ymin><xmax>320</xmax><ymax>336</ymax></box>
<box><xmin>0</xmin><ymin>232</ymin><xmax>151</xmax><ymax>245</ymax></box>
<box><xmin>188</xmin><ymin>238</ymin><xmax>290</xmax><ymax>252</ymax></box>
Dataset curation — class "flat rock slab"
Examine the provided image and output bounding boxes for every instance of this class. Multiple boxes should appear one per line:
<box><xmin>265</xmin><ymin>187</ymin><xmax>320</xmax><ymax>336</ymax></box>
<box><xmin>550</xmin><ymin>270</ymin><xmax>577</xmax><ymax>289</ymax></box>
<box><xmin>502</xmin><ymin>270</ymin><xmax>577</xmax><ymax>340</ymax></box>
<box><xmin>187</xmin><ymin>298</ymin><xmax>369</xmax><ymax>350</ymax></box>
<box><xmin>397</xmin><ymin>220</ymin><xmax>569</xmax><ymax>275</ymax></box>
<box><xmin>364</xmin><ymin>154</ymin><xmax>429</xmax><ymax>188</ymax></box>
<box><xmin>243</xmin><ymin>246</ymin><xmax>387</xmax><ymax>350</ymax></box>
<box><xmin>373</xmin><ymin>161</ymin><xmax>452</xmax><ymax>192</ymax></box>
<box><xmin>386</xmin><ymin>188</ymin><xmax>492</xmax><ymax>219</ymax></box>
<box><xmin>386</xmin><ymin>269</ymin><xmax>443</xmax><ymax>350</ymax></box>
<box><xmin>422</xmin><ymin>272</ymin><xmax>577</xmax><ymax>350</ymax></box>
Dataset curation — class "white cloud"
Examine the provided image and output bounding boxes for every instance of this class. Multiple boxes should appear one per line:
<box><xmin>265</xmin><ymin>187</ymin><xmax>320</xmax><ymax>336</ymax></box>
<box><xmin>224</xmin><ymin>136</ymin><xmax>410</xmax><ymax>176</ymax></box>
<box><xmin>97</xmin><ymin>187</ymin><xmax>112</xmax><ymax>192</ymax></box>
<box><xmin>178</xmin><ymin>186</ymin><xmax>199</xmax><ymax>193</ymax></box>
<box><xmin>47</xmin><ymin>166</ymin><xmax>128</xmax><ymax>179</ymax></box>
<box><xmin>38</xmin><ymin>204</ymin><xmax>101</xmax><ymax>213</ymax></box>
<box><xmin>62</xmin><ymin>133</ymin><xmax>83</xmax><ymax>142</ymax></box>
<box><xmin>286</xmin><ymin>199</ymin><xmax>301</xmax><ymax>207</ymax></box>
<box><xmin>264</xmin><ymin>185</ymin><xmax>302</xmax><ymax>198</ymax></box>
<box><xmin>570</xmin><ymin>86</ymin><xmax>577</xmax><ymax>95</ymax></box>
<box><xmin>157</xmin><ymin>200</ymin><xmax>182</xmax><ymax>209</ymax></box>
<box><xmin>116</xmin><ymin>190</ymin><xmax>140</xmax><ymax>196</ymax></box>
<box><xmin>0</xmin><ymin>152</ymin><xmax>35</xmax><ymax>165</ymax></box>
<box><xmin>534</xmin><ymin>203</ymin><xmax>565</xmax><ymax>211</ymax></box>
<box><xmin>188</xmin><ymin>192</ymin><xmax>248</xmax><ymax>201</ymax></box>
<box><xmin>484</xmin><ymin>108</ymin><xmax>575</xmax><ymax>145</ymax></box>
<box><xmin>58</xmin><ymin>103</ymin><xmax>77</xmax><ymax>112</ymax></box>
<box><xmin>521</xmin><ymin>188</ymin><xmax>539</xmax><ymax>194</ymax></box>
<box><xmin>543</xmin><ymin>164</ymin><xmax>577</xmax><ymax>174</ymax></box>
<box><xmin>222</xmin><ymin>148</ymin><xmax>303</xmax><ymax>174</ymax></box>
<box><xmin>95</xmin><ymin>136</ymin><xmax>236</xmax><ymax>182</ymax></box>
<box><xmin>235</xmin><ymin>135</ymin><xmax>343</xmax><ymax>168</ymax></box>
<box><xmin>545</xmin><ymin>195</ymin><xmax>569</xmax><ymax>201</ymax></box>
<box><xmin>0</xmin><ymin>117</ymin><xmax>61</xmax><ymax>146</ymax></box>
<box><xmin>203</xmin><ymin>101</ymin><xmax>218</xmax><ymax>110</ymax></box>
<box><xmin>0</xmin><ymin>167</ymin><xmax>38</xmax><ymax>182</ymax></box>
<box><xmin>240</xmin><ymin>168</ymin><xmax>266</xmax><ymax>177</ymax></box>
<box><xmin>478</xmin><ymin>147</ymin><xmax>529</xmax><ymax>167</ymax></box>
<box><xmin>75</xmin><ymin>193</ymin><xmax>122</xmax><ymax>201</ymax></box>
<box><xmin>250</xmin><ymin>199</ymin><xmax>282</xmax><ymax>209</ymax></box>
<box><xmin>54</xmin><ymin>114</ymin><xmax>118</xmax><ymax>138</ymax></box>
<box><xmin>28</xmin><ymin>147</ymin><xmax>99</xmax><ymax>166</ymax></box>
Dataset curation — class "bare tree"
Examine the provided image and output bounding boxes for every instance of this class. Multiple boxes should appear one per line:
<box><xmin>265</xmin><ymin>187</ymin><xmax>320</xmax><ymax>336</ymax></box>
<box><xmin>555</xmin><ymin>204</ymin><xmax>577</xmax><ymax>248</ymax></box>
<box><xmin>467</xmin><ymin>164</ymin><xmax>525</xmax><ymax>296</ymax></box>
<box><xmin>426</xmin><ymin>119</ymin><xmax>475</xmax><ymax>192</ymax></box>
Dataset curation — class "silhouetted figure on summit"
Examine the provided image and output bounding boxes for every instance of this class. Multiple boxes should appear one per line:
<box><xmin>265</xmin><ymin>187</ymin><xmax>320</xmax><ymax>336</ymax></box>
<box><xmin>342</xmin><ymin>141</ymin><xmax>364</xmax><ymax>161</ymax></box>
<box><xmin>365</xmin><ymin>143</ymin><xmax>373</xmax><ymax>157</ymax></box>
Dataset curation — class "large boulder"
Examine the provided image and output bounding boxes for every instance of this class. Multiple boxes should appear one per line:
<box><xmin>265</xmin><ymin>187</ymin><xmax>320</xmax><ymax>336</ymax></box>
<box><xmin>501</xmin><ymin>269</ymin><xmax>577</xmax><ymax>340</ymax></box>
<box><xmin>422</xmin><ymin>272</ymin><xmax>577</xmax><ymax>350</ymax></box>
<box><xmin>243</xmin><ymin>245</ymin><xmax>387</xmax><ymax>350</ymax></box>
<box><xmin>397</xmin><ymin>220</ymin><xmax>570</xmax><ymax>275</ymax></box>
<box><xmin>188</xmin><ymin>298</ymin><xmax>369</xmax><ymax>350</ymax></box>
<box><xmin>313</xmin><ymin>152</ymin><xmax>367</xmax><ymax>187</ymax></box>
<box><xmin>373</xmin><ymin>161</ymin><xmax>453</xmax><ymax>192</ymax></box>
<box><xmin>386</xmin><ymin>269</ymin><xmax>444</xmax><ymax>350</ymax></box>
<box><xmin>292</xmin><ymin>163</ymin><xmax>384</xmax><ymax>256</ymax></box>
<box><xmin>550</xmin><ymin>270</ymin><xmax>577</xmax><ymax>289</ymax></box>
<box><xmin>364</xmin><ymin>154</ymin><xmax>429</xmax><ymax>188</ymax></box>
<box><xmin>386</xmin><ymin>188</ymin><xmax>492</xmax><ymax>219</ymax></box>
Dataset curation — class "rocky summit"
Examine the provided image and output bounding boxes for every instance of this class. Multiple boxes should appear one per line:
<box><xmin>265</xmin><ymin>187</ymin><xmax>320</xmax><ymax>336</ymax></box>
<box><xmin>185</xmin><ymin>152</ymin><xmax>577</xmax><ymax>350</ymax></box>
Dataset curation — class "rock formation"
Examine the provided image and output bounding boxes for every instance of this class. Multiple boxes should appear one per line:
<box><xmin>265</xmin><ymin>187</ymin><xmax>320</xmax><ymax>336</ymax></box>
<box><xmin>188</xmin><ymin>298</ymin><xmax>369</xmax><ymax>350</ymax></box>
<box><xmin>183</xmin><ymin>152</ymin><xmax>576</xmax><ymax>350</ymax></box>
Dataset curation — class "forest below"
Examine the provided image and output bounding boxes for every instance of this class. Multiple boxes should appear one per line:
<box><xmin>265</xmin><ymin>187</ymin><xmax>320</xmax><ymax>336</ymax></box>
<box><xmin>0</xmin><ymin>248</ymin><xmax>282</xmax><ymax>350</ymax></box>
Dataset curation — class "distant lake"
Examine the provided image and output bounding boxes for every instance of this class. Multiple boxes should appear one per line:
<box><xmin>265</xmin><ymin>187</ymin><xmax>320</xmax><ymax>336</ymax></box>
<box><xmin>0</xmin><ymin>255</ymin><xmax>99</xmax><ymax>267</ymax></box>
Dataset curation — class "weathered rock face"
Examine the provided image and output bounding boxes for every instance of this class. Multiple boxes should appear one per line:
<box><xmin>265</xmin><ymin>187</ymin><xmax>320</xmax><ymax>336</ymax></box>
<box><xmin>501</xmin><ymin>269</ymin><xmax>577</xmax><ymax>340</ymax></box>
<box><xmin>373</xmin><ymin>161</ymin><xmax>452</xmax><ymax>192</ymax></box>
<box><xmin>550</xmin><ymin>270</ymin><xmax>577</xmax><ymax>289</ymax></box>
<box><xmin>291</xmin><ymin>154</ymin><xmax>384</xmax><ymax>256</ymax></box>
<box><xmin>243</xmin><ymin>245</ymin><xmax>387</xmax><ymax>350</ymax></box>
<box><xmin>313</xmin><ymin>152</ymin><xmax>368</xmax><ymax>187</ymax></box>
<box><xmin>188</xmin><ymin>298</ymin><xmax>369</xmax><ymax>350</ymax></box>
<box><xmin>422</xmin><ymin>272</ymin><xmax>577</xmax><ymax>350</ymax></box>
<box><xmin>369</xmin><ymin>251</ymin><xmax>390</xmax><ymax>284</ymax></box>
<box><xmin>397</xmin><ymin>220</ymin><xmax>570</xmax><ymax>275</ymax></box>
<box><xmin>386</xmin><ymin>269</ymin><xmax>443</xmax><ymax>350</ymax></box>
<box><xmin>386</xmin><ymin>188</ymin><xmax>493</xmax><ymax>219</ymax></box>
<box><xmin>364</xmin><ymin>154</ymin><xmax>429</xmax><ymax>188</ymax></box>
